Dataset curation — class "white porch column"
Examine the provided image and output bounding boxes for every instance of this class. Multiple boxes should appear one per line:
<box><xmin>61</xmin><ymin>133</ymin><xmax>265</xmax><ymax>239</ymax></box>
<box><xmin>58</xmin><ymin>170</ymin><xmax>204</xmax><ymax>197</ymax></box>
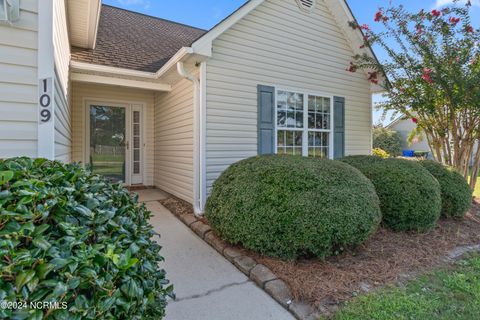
<box><xmin>37</xmin><ymin>0</ymin><xmax>56</xmax><ymax>159</ymax></box>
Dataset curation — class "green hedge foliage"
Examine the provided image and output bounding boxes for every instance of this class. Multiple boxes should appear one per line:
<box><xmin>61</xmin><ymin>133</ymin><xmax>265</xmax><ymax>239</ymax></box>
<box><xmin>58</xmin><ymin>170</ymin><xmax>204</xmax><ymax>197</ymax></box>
<box><xmin>340</xmin><ymin>156</ymin><xmax>442</xmax><ymax>232</ymax></box>
<box><xmin>205</xmin><ymin>156</ymin><xmax>382</xmax><ymax>260</ymax></box>
<box><xmin>0</xmin><ymin>158</ymin><xmax>173</xmax><ymax>320</ymax></box>
<box><xmin>373</xmin><ymin>127</ymin><xmax>403</xmax><ymax>156</ymax></box>
<box><xmin>419</xmin><ymin>160</ymin><xmax>472</xmax><ymax>218</ymax></box>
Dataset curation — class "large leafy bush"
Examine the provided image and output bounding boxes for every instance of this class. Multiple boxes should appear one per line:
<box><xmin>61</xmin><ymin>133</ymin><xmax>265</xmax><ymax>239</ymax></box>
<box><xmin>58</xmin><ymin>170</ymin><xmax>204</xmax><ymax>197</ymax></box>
<box><xmin>419</xmin><ymin>160</ymin><xmax>472</xmax><ymax>218</ymax></box>
<box><xmin>0</xmin><ymin>158</ymin><xmax>173</xmax><ymax>319</ymax></box>
<box><xmin>373</xmin><ymin>127</ymin><xmax>403</xmax><ymax>156</ymax></box>
<box><xmin>340</xmin><ymin>156</ymin><xmax>442</xmax><ymax>231</ymax></box>
<box><xmin>205</xmin><ymin>156</ymin><xmax>382</xmax><ymax>260</ymax></box>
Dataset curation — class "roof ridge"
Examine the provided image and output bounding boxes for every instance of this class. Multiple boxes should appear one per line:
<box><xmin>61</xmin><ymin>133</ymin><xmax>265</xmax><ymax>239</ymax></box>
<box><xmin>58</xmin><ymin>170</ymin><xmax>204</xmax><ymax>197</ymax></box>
<box><xmin>102</xmin><ymin>4</ymin><xmax>208</xmax><ymax>33</ymax></box>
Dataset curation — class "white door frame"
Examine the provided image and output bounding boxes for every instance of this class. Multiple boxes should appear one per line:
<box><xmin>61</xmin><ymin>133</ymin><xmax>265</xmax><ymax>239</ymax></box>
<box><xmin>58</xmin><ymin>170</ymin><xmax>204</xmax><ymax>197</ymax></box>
<box><xmin>84</xmin><ymin>100</ymin><xmax>146</xmax><ymax>185</ymax></box>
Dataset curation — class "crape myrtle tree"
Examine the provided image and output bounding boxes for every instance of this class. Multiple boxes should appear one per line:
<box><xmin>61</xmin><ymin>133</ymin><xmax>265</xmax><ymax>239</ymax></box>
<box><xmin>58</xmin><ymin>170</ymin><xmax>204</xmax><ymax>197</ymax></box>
<box><xmin>347</xmin><ymin>0</ymin><xmax>480</xmax><ymax>189</ymax></box>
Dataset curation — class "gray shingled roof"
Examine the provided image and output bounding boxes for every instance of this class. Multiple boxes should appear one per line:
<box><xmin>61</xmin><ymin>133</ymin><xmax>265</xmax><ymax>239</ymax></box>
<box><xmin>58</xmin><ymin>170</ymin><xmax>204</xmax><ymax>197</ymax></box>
<box><xmin>71</xmin><ymin>5</ymin><xmax>207</xmax><ymax>72</ymax></box>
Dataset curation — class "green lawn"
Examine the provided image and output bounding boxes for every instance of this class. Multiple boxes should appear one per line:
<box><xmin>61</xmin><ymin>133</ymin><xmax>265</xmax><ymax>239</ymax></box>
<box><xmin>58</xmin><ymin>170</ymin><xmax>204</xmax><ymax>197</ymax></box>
<box><xmin>91</xmin><ymin>154</ymin><xmax>125</xmax><ymax>182</ymax></box>
<box><xmin>469</xmin><ymin>174</ymin><xmax>480</xmax><ymax>199</ymax></box>
<box><xmin>329</xmin><ymin>255</ymin><xmax>480</xmax><ymax>320</ymax></box>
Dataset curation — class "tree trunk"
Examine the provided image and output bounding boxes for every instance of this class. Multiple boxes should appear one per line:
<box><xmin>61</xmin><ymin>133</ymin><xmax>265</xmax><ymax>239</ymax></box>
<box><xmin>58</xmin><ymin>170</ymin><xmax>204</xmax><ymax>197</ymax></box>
<box><xmin>470</xmin><ymin>144</ymin><xmax>480</xmax><ymax>190</ymax></box>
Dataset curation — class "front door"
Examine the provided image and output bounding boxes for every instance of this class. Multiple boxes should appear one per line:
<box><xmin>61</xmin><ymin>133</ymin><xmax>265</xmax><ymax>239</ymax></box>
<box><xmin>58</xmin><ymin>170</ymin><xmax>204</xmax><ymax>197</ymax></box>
<box><xmin>87</xmin><ymin>103</ymin><xmax>144</xmax><ymax>185</ymax></box>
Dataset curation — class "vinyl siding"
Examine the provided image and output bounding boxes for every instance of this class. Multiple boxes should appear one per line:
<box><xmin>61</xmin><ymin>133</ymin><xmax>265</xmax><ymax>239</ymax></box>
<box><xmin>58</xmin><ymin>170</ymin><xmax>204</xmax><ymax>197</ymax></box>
<box><xmin>0</xmin><ymin>0</ymin><xmax>38</xmax><ymax>158</ymax></box>
<box><xmin>71</xmin><ymin>82</ymin><xmax>155</xmax><ymax>186</ymax></box>
<box><xmin>389</xmin><ymin>119</ymin><xmax>431</xmax><ymax>152</ymax></box>
<box><xmin>154</xmin><ymin>78</ymin><xmax>194</xmax><ymax>204</ymax></box>
<box><xmin>53</xmin><ymin>0</ymin><xmax>72</xmax><ymax>162</ymax></box>
<box><xmin>205</xmin><ymin>0</ymin><xmax>373</xmax><ymax>190</ymax></box>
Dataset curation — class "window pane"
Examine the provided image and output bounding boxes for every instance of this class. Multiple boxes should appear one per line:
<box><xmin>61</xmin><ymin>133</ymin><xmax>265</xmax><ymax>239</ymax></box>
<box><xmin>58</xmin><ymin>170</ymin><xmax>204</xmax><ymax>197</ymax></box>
<box><xmin>322</xmin><ymin>132</ymin><xmax>329</xmax><ymax>146</ymax></box>
<box><xmin>294</xmin><ymin>131</ymin><xmax>302</xmax><ymax>147</ymax></box>
<box><xmin>296</xmin><ymin>111</ymin><xmax>303</xmax><ymax>128</ymax></box>
<box><xmin>308</xmin><ymin>112</ymin><xmax>315</xmax><ymax>128</ymax></box>
<box><xmin>316</xmin><ymin>98</ymin><xmax>323</xmax><ymax>113</ymax></box>
<box><xmin>286</xmin><ymin>130</ymin><xmax>293</xmax><ymax>146</ymax></box>
<box><xmin>286</xmin><ymin>111</ymin><xmax>296</xmax><ymax>128</ymax></box>
<box><xmin>287</xmin><ymin>93</ymin><xmax>295</xmax><ymax>111</ymax></box>
<box><xmin>323</xmin><ymin>114</ymin><xmax>331</xmax><ymax>130</ymax></box>
<box><xmin>308</xmin><ymin>96</ymin><xmax>315</xmax><ymax>111</ymax></box>
<box><xmin>323</xmin><ymin>98</ymin><xmax>331</xmax><ymax>113</ymax></box>
<box><xmin>315</xmin><ymin>114</ymin><xmax>323</xmax><ymax>129</ymax></box>
<box><xmin>277</xmin><ymin>130</ymin><xmax>286</xmax><ymax>150</ymax></box>
<box><xmin>286</xmin><ymin>92</ymin><xmax>304</xmax><ymax>111</ymax></box>
<box><xmin>317</xmin><ymin>132</ymin><xmax>322</xmax><ymax>147</ymax></box>
<box><xmin>277</xmin><ymin>111</ymin><xmax>286</xmax><ymax>127</ymax></box>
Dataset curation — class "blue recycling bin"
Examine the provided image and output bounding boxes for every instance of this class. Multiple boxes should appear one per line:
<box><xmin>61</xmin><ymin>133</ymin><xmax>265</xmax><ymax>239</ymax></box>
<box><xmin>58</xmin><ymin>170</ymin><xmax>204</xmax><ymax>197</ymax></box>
<box><xmin>402</xmin><ymin>150</ymin><xmax>415</xmax><ymax>157</ymax></box>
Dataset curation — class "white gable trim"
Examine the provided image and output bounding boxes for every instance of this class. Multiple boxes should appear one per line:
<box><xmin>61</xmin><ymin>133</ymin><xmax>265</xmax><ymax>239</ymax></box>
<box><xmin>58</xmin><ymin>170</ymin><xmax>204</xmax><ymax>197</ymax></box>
<box><xmin>67</xmin><ymin>0</ymin><xmax>102</xmax><ymax>49</ymax></box>
<box><xmin>191</xmin><ymin>0</ymin><xmax>264</xmax><ymax>56</ymax></box>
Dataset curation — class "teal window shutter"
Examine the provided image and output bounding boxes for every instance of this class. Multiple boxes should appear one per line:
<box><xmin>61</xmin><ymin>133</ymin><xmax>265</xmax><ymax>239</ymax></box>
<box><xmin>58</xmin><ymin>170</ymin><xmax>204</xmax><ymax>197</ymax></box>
<box><xmin>333</xmin><ymin>96</ymin><xmax>345</xmax><ymax>159</ymax></box>
<box><xmin>258</xmin><ymin>85</ymin><xmax>275</xmax><ymax>155</ymax></box>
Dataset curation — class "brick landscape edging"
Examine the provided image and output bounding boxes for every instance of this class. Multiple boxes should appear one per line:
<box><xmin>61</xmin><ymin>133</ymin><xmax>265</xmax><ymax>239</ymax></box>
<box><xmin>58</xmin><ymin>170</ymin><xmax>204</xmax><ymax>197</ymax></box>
<box><xmin>168</xmin><ymin>204</ymin><xmax>319</xmax><ymax>320</ymax></box>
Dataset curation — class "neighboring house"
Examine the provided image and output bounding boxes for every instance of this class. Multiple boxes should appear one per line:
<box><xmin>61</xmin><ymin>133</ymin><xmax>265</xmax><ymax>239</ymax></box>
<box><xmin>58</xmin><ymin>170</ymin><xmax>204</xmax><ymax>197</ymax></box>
<box><xmin>0</xmin><ymin>0</ymin><xmax>381</xmax><ymax>213</ymax></box>
<box><xmin>387</xmin><ymin>116</ymin><xmax>431</xmax><ymax>154</ymax></box>
<box><xmin>387</xmin><ymin>116</ymin><xmax>478</xmax><ymax>164</ymax></box>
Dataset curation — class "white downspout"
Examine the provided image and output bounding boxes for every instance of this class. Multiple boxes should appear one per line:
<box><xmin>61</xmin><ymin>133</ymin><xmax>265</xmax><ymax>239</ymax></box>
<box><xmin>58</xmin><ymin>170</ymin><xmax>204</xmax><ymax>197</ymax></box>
<box><xmin>177</xmin><ymin>62</ymin><xmax>204</xmax><ymax>216</ymax></box>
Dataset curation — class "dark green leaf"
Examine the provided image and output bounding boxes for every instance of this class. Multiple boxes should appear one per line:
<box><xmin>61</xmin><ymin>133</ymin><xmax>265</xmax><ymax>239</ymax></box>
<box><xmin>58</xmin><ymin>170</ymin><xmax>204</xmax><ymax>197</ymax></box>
<box><xmin>0</xmin><ymin>171</ymin><xmax>13</xmax><ymax>186</ymax></box>
<box><xmin>36</xmin><ymin>263</ymin><xmax>54</xmax><ymax>280</ymax></box>
<box><xmin>15</xmin><ymin>270</ymin><xmax>36</xmax><ymax>291</ymax></box>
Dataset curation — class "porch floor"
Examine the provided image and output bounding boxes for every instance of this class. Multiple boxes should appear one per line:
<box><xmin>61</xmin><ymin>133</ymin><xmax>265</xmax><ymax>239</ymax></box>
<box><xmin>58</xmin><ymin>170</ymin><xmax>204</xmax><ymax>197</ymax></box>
<box><xmin>134</xmin><ymin>189</ymin><xmax>294</xmax><ymax>320</ymax></box>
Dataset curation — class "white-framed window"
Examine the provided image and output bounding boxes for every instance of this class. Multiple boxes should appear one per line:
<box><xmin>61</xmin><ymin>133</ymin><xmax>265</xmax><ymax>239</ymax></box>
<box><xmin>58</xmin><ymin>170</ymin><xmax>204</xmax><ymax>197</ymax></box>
<box><xmin>275</xmin><ymin>89</ymin><xmax>333</xmax><ymax>159</ymax></box>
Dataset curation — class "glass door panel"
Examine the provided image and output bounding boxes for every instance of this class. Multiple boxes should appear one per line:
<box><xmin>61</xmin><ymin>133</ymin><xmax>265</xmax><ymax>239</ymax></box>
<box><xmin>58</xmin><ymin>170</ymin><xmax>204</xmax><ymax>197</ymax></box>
<box><xmin>89</xmin><ymin>105</ymin><xmax>126</xmax><ymax>183</ymax></box>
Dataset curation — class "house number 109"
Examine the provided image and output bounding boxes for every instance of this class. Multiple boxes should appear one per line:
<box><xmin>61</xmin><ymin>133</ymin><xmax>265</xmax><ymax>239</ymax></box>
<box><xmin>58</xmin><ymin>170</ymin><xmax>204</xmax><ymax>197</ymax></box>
<box><xmin>38</xmin><ymin>78</ymin><xmax>53</xmax><ymax>124</ymax></box>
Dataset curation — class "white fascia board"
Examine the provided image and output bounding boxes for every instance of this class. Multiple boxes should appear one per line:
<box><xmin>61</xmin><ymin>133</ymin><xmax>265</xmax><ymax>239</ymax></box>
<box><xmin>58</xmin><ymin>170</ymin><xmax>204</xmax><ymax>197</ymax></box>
<box><xmin>71</xmin><ymin>73</ymin><xmax>172</xmax><ymax>91</ymax></box>
<box><xmin>191</xmin><ymin>0</ymin><xmax>265</xmax><ymax>56</ymax></box>
<box><xmin>70</xmin><ymin>61</ymin><xmax>158</xmax><ymax>79</ymax></box>
<box><xmin>70</xmin><ymin>47</ymin><xmax>195</xmax><ymax>80</ymax></box>
<box><xmin>88</xmin><ymin>0</ymin><xmax>102</xmax><ymax>49</ymax></box>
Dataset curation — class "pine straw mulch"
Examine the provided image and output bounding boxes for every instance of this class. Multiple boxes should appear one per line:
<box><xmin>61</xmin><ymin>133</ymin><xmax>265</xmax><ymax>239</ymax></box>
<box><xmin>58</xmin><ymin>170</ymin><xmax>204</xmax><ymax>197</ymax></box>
<box><xmin>160</xmin><ymin>196</ymin><xmax>480</xmax><ymax>313</ymax></box>
<box><xmin>159</xmin><ymin>197</ymin><xmax>194</xmax><ymax>217</ymax></box>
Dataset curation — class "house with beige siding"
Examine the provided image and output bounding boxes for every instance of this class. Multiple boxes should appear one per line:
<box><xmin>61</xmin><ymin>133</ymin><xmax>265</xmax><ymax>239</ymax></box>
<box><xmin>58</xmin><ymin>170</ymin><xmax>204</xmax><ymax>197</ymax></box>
<box><xmin>0</xmin><ymin>0</ymin><xmax>381</xmax><ymax>214</ymax></box>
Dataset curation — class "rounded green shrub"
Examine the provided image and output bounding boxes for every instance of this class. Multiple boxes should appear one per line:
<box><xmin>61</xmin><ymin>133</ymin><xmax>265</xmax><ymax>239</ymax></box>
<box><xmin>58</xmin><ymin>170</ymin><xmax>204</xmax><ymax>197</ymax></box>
<box><xmin>205</xmin><ymin>156</ymin><xmax>382</xmax><ymax>260</ymax></box>
<box><xmin>419</xmin><ymin>160</ymin><xmax>472</xmax><ymax>218</ymax></box>
<box><xmin>0</xmin><ymin>158</ymin><xmax>173</xmax><ymax>320</ymax></box>
<box><xmin>340</xmin><ymin>156</ymin><xmax>442</xmax><ymax>232</ymax></box>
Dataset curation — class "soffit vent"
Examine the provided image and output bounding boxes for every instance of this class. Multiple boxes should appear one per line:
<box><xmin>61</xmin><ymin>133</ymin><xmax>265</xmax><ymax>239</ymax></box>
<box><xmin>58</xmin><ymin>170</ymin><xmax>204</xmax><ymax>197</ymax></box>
<box><xmin>296</xmin><ymin>0</ymin><xmax>316</xmax><ymax>13</ymax></box>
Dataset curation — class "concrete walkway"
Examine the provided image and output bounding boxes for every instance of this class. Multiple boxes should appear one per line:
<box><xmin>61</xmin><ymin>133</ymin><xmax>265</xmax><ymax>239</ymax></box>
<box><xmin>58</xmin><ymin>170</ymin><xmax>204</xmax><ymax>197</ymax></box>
<box><xmin>137</xmin><ymin>190</ymin><xmax>294</xmax><ymax>320</ymax></box>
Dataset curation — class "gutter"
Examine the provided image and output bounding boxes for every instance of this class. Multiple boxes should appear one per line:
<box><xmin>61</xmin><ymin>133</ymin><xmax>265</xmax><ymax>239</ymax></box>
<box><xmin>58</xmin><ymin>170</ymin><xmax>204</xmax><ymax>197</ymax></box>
<box><xmin>177</xmin><ymin>62</ymin><xmax>205</xmax><ymax>217</ymax></box>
